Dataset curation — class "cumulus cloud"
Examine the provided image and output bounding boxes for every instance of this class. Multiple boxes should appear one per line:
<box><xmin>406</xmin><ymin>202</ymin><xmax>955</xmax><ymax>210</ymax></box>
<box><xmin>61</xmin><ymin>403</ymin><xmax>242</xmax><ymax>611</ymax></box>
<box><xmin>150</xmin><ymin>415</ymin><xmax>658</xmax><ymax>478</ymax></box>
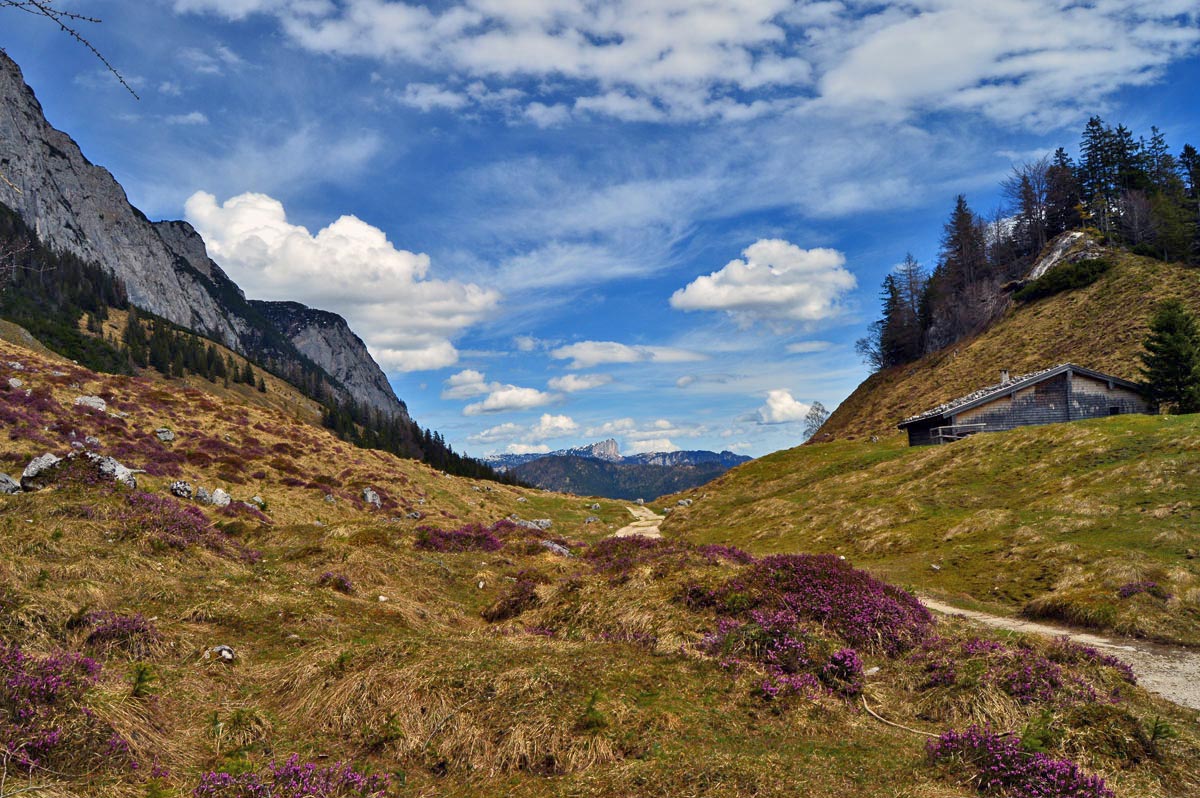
<box><xmin>756</xmin><ymin>389</ymin><xmax>811</xmax><ymax>424</ymax></box>
<box><xmin>551</xmin><ymin>341</ymin><xmax>706</xmax><ymax>370</ymax></box>
<box><xmin>467</xmin><ymin>414</ymin><xmax>578</xmax><ymax>451</ymax></box>
<box><xmin>464</xmin><ymin>385</ymin><xmax>558</xmax><ymax>416</ymax></box>
<box><xmin>395</xmin><ymin>83</ymin><xmax>470</xmax><ymax>112</ymax></box>
<box><xmin>441</xmin><ymin>369</ymin><xmax>490</xmax><ymax>399</ymax></box>
<box><xmin>531</xmin><ymin>414</ymin><xmax>579</xmax><ymax>437</ymax></box>
<box><xmin>625</xmin><ymin>438</ymin><xmax>678</xmax><ymax>454</ymax></box>
<box><xmin>671</xmin><ymin>239</ymin><xmax>856</xmax><ymax>328</ymax></box>
<box><xmin>175</xmin><ymin>0</ymin><xmax>1198</xmax><ymax>125</ymax></box>
<box><xmin>548</xmin><ymin>373</ymin><xmax>612</xmax><ymax>393</ymax></box>
<box><xmin>185</xmin><ymin>191</ymin><xmax>500</xmax><ymax>372</ymax></box>
<box><xmin>507</xmin><ymin>443</ymin><xmax>551</xmax><ymax>455</ymax></box>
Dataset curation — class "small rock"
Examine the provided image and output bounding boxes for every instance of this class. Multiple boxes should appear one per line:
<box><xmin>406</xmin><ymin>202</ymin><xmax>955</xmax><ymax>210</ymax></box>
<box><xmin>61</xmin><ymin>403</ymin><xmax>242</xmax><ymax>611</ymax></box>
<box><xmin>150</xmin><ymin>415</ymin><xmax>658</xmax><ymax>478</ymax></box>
<box><xmin>155</xmin><ymin>427</ymin><xmax>176</xmax><ymax>443</ymax></box>
<box><xmin>195</xmin><ymin>487</ymin><xmax>212</xmax><ymax>504</ymax></box>
<box><xmin>635</xmin><ymin>498</ymin><xmax>644</xmax><ymax>506</ymax></box>
<box><xmin>531</xmin><ymin>518</ymin><xmax>552</xmax><ymax>530</ymax></box>
<box><xmin>209</xmin><ymin>488</ymin><xmax>231</xmax><ymax>508</ymax></box>
<box><xmin>83</xmin><ymin>452</ymin><xmax>139</xmax><ymax>488</ymax></box>
<box><xmin>589</xmin><ymin>503</ymin><xmax>601</xmax><ymax>511</ymax></box>
<box><xmin>378</xmin><ymin>595</ymin><xmax>388</xmax><ymax>602</ymax></box>
<box><xmin>472</xmin><ymin>486</ymin><xmax>482</xmax><ymax>492</ymax></box>
<box><xmin>406</xmin><ymin>511</ymin><xmax>422</xmax><ymax>520</ymax></box>
<box><xmin>73</xmin><ymin>395</ymin><xmax>107</xmax><ymax>413</ymax></box>
<box><xmin>584</xmin><ymin>516</ymin><xmax>600</xmax><ymax>524</ymax></box>
<box><xmin>477</xmin><ymin>580</ymin><xmax>485</xmax><ymax>590</ymax></box>
<box><xmin>864</xmin><ymin>666</ymin><xmax>881</xmax><ymax>676</ymax></box>
<box><xmin>7</xmin><ymin>377</ymin><xmax>23</xmax><ymax>389</ymax></box>
<box><xmin>930</xmin><ymin>564</ymin><xmax>941</xmax><ymax>572</ymax></box>
<box><xmin>0</xmin><ymin>474</ymin><xmax>21</xmax><ymax>495</ymax></box>
<box><xmin>70</xmin><ymin>441</ymin><xmax>84</xmax><ymax>450</ymax></box>
<box><xmin>204</xmin><ymin>645</ymin><xmax>236</xmax><ymax>663</ymax></box>
<box><xmin>324</xmin><ymin>494</ymin><xmax>336</xmax><ymax>504</ymax></box>
<box><xmin>677</xmin><ymin>499</ymin><xmax>692</xmax><ymax>507</ymax></box>
<box><xmin>250</xmin><ymin>495</ymin><xmax>265</xmax><ymax>508</ymax></box>
<box><xmin>417</xmin><ymin>498</ymin><xmax>426</xmax><ymax>505</ymax></box>
<box><xmin>516</xmin><ymin>496</ymin><xmax>528</xmax><ymax>503</ymax></box>
<box><xmin>7</xmin><ymin>361</ymin><xmax>24</xmax><ymax>371</ymax></box>
<box><xmin>362</xmin><ymin>488</ymin><xmax>382</xmax><ymax>509</ymax></box>
<box><xmin>170</xmin><ymin>481</ymin><xmax>194</xmax><ymax>499</ymax></box>
<box><xmin>541</xmin><ymin>540</ymin><xmax>572</xmax><ymax>557</ymax></box>
<box><xmin>20</xmin><ymin>453</ymin><xmax>62</xmax><ymax>491</ymax></box>
<box><xmin>84</xmin><ymin>436</ymin><xmax>101</xmax><ymax>449</ymax></box>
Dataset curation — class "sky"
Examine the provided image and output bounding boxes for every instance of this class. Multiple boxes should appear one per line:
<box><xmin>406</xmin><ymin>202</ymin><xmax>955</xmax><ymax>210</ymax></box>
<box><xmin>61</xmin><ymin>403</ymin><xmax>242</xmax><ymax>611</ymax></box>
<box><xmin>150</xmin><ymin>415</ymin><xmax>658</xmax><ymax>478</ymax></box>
<box><xmin>3</xmin><ymin>1</ymin><xmax>1199</xmax><ymax>459</ymax></box>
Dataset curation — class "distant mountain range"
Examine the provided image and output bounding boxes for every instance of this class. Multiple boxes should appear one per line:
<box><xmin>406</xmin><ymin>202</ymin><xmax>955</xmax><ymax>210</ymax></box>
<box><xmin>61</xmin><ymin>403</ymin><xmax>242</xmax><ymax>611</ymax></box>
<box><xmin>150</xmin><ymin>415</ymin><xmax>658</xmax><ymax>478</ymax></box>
<box><xmin>485</xmin><ymin>440</ymin><xmax>751</xmax><ymax>500</ymax></box>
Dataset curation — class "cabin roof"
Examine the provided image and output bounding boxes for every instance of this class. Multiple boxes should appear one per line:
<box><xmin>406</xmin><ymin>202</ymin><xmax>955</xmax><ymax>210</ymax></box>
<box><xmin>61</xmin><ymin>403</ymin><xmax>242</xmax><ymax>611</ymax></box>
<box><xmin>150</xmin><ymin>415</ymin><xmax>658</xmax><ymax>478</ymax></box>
<box><xmin>897</xmin><ymin>363</ymin><xmax>1145</xmax><ymax>429</ymax></box>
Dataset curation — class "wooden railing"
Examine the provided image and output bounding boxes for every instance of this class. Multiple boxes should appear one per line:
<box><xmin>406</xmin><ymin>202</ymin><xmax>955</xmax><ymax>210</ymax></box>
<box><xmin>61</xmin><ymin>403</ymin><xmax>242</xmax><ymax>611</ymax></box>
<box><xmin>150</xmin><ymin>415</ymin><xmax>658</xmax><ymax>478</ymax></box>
<box><xmin>929</xmin><ymin>423</ymin><xmax>987</xmax><ymax>444</ymax></box>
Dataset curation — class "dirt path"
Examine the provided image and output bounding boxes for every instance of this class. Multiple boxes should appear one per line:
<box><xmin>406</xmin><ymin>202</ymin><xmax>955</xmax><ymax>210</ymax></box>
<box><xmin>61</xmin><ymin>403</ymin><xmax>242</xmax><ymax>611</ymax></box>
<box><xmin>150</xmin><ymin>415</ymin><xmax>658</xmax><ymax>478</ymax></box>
<box><xmin>611</xmin><ymin>505</ymin><xmax>664</xmax><ymax>538</ymax></box>
<box><xmin>922</xmin><ymin>598</ymin><xmax>1200</xmax><ymax>712</ymax></box>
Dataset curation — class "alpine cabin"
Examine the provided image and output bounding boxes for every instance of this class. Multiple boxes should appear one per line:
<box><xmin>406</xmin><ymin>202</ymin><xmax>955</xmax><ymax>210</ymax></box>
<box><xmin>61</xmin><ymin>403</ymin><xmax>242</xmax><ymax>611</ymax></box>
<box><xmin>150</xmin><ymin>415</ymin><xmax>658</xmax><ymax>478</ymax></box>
<box><xmin>898</xmin><ymin>363</ymin><xmax>1153</xmax><ymax>446</ymax></box>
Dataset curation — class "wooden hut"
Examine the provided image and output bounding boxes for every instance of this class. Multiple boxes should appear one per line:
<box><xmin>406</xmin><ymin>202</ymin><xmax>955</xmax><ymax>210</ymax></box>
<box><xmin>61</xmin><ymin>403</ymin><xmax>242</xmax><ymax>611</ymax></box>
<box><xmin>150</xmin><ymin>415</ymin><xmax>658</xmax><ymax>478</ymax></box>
<box><xmin>898</xmin><ymin>364</ymin><xmax>1153</xmax><ymax>446</ymax></box>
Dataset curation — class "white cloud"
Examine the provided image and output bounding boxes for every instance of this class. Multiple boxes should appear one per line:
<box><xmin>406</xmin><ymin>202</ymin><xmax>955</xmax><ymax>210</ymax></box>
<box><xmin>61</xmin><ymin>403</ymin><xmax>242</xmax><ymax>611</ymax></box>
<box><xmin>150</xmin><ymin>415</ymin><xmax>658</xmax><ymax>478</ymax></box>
<box><xmin>464</xmin><ymin>385</ymin><xmax>558</xmax><ymax>415</ymax></box>
<box><xmin>786</xmin><ymin>340</ymin><xmax>833</xmax><ymax>354</ymax></box>
<box><xmin>441</xmin><ymin>369</ymin><xmax>490</xmax><ymax>399</ymax></box>
<box><xmin>468</xmin><ymin>421</ymin><xmax>524</xmax><ymax>444</ymax></box>
<box><xmin>395</xmin><ymin>83</ymin><xmax>470</xmax><ymax>112</ymax></box>
<box><xmin>756</xmin><ymin>389</ymin><xmax>811</xmax><ymax>424</ymax></box>
<box><xmin>551</xmin><ymin>340</ymin><xmax>706</xmax><ymax>370</ymax></box>
<box><xmin>585</xmin><ymin>418</ymin><xmax>637</xmax><ymax>437</ymax></box>
<box><xmin>671</xmin><ymin>239</ymin><xmax>856</xmax><ymax>328</ymax></box>
<box><xmin>625</xmin><ymin>437</ymin><xmax>678</xmax><ymax>455</ymax></box>
<box><xmin>165</xmin><ymin>111</ymin><xmax>209</xmax><ymax>125</ymax></box>
<box><xmin>507</xmin><ymin>443</ymin><xmax>551</xmax><ymax>455</ymax></box>
<box><xmin>185</xmin><ymin>191</ymin><xmax>500</xmax><ymax>372</ymax></box>
<box><xmin>175</xmin><ymin>1</ymin><xmax>1199</xmax><ymax>125</ymax></box>
<box><xmin>548</xmin><ymin>373</ymin><xmax>612</xmax><ymax>393</ymax></box>
<box><xmin>159</xmin><ymin>81</ymin><xmax>183</xmax><ymax>96</ymax></box>
<box><xmin>531</xmin><ymin>413</ymin><xmax>579</xmax><ymax>437</ymax></box>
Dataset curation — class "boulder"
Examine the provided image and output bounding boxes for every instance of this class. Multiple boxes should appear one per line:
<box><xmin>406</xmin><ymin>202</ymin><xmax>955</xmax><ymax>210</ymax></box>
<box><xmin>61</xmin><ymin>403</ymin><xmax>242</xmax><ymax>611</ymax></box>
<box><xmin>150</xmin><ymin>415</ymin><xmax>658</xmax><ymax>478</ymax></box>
<box><xmin>541</xmin><ymin>540</ymin><xmax>572</xmax><ymax>557</ymax></box>
<box><xmin>677</xmin><ymin>498</ymin><xmax>693</xmax><ymax>507</ymax></box>
<box><xmin>203</xmin><ymin>645</ymin><xmax>236</xmax><ymax>663</ymax></box>
<box><xmin>323</xmin><ymin>494</ymin><xmax>336</xmax><ymax>504</ymax></box>
<box><xmin>635</xmin><ymin>498</ymin><xmax>644</xmax><ymax>505</ymax></box>
<box><xmin>7</xmin><ymin>377</ymin><xmax>22</xmax><ymax>389</ymax></box>
<box><xmin>406</xmin><ymin>511</ymin><xmax>422</xmax><ymax>520</ymax></box>
<box><xmin>362</xmin><ymin>488</ymin><xmax>382</xmax><ymax>509</ymax></box>
<box><xmin>589</xmin><ymin>503</ymin><xmax>601</xmax><ymax>511</ymax></box>
<box><xmin>0</xmin><ymin>473</ymin><xmax>21</xmax><ymax>495</ymax></box>
<box><xmin>170</xmin><ymin>481</ymin><xmax>194</xmax><ymax>499</ymax></box>
<box><xmin>155</xmin><ymin>427</ymin><xmax>176</xmax><ymax>443</ymax></box>
<box><xmin>584</xmin><ymin>516</ymin><xmax>600</xmax><ymax>524</ymax></box>
<box><xmin>516</xmin><ymin>496</ymin><xmax>528</xmax><ymax>503</ymax></box>
<box><xmin>84</xmin><ymin>436</ymin><xmax>101</xmax><ymax>449</ymax></box>
<box><xmin>531</xmin><ymin>518</ymin><xmax>552</xmax><ymax>530</ymax></box>
<box><xmin>20</xmin><ymin>453</ymin><xmax>62</xmax><ymax>490</ymax></box>
<box><xmin>73</xmin><ymin>395</ymin><xmax>107</xmax><ymax>413</ymax></box>
<box><xmin>195</xmin><ymin>487</ymin><xmax>212</xmax><ymax>504</ymax></box>
<box><xmin>6</xmin><ymin>361</ymin><xmax>24</xmax><ymax>371</ymax></box>
<box><xmin>84</xmin><ymin>452</ymin><xmax>138</xmax><ymax>488</ymax></box>
<box><xmin>209</xmin><ymin>488</ymin><xmax>231</xmax><ymax>508</ymax></box>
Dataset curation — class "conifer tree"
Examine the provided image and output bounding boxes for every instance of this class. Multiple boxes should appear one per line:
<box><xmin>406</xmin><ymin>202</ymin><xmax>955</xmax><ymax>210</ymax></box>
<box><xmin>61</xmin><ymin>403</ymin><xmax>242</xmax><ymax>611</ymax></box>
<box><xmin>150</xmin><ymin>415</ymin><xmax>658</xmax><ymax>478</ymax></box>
<box><xmin>1140</xmin><ymin>299</ymin><xmax>1200</xmax><ymax>414</ymax></box>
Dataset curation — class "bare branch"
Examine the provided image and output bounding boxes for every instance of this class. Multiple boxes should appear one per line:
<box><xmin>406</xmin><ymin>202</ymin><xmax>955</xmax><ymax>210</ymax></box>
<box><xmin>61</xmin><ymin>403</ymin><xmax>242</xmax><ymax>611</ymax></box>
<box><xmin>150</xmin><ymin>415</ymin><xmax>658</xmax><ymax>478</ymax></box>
<box><xmin>0</xmin><ymin>1</ymin><xmax>138</xmax><ymax>99</ymax></box>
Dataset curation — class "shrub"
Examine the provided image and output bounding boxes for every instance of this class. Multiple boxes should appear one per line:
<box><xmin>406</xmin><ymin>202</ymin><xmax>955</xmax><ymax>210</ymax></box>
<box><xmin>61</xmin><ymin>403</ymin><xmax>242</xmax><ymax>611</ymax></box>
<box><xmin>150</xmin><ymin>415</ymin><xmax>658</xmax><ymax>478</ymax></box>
<box><xmin>1014</xmin><ymin>258</ymin><xmax>1110</xmax><ymax>303</ymax></box>
<box><xmin>117</xmin><ymin>491</ymin><xmax>261</xmax><ymax>563</ymax></box>
<box><xmin>1117</xmin><ymin>581</ymin><xmax>1171</xmax><ymax>600</ymax></box>
<box><xmin>482</xmin><ymin>577</ymin><xmax>540</xmax><ymax>622</ymax></box>
<box><xmin>414</xmin><ymin>521</ymin><xmax>512</xmax><ymax>553</ymax></box>
<box><xmin>74</xmin><ymin>610</ymin><xmax>162</xmax><ymax>658</ymax></box>
<box><xmin>689</xmin><ymin>554</ymin><xmax>932</xmax><ymax>656</ymax></box>
<box><xmin>928</xmin><ymin>725</ymin><xmax>1113</xmax><ymax>798</ymax></box>
<box><xmin>193</xmin><ymin>755</ymin><xmax>390</xmax><ymax>797</ymax></box>
<box><xmin>318</xmin><ymin>572</ymin><xmax>355</xmax><ymax>595</ymax></box>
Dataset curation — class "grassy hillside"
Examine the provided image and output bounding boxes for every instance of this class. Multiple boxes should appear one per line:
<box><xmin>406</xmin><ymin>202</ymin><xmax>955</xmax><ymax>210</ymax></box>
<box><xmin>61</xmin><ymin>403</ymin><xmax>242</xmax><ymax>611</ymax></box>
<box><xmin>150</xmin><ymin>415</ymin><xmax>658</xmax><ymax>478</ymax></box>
<box><xmin>663</xmin><ymin>413</ymin><xmax>1200</xmax><ymax>644</ymax></box>
<box><xmin>821</xmin><ymin>246</ymin><xmax>1200</xmax><ymax>442</ymax></box>
<box><xmin>3</xmin><ymin>335</ymin><xmax>1198</xmax><ymax>797</ymax></box>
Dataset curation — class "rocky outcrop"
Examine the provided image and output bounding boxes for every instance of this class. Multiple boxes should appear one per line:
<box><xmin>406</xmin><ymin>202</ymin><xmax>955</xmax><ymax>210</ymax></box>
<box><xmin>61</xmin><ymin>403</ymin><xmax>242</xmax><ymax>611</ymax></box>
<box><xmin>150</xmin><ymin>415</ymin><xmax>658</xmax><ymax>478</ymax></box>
<box><xmin>252</xmin><ymin>301</ymin><xmax>408</xmax><ymax>419</ymax></box>
<box><xmin>0</xmin><ymin>51</ymin><xmax>408</xmax><ymax>420</ymax></box>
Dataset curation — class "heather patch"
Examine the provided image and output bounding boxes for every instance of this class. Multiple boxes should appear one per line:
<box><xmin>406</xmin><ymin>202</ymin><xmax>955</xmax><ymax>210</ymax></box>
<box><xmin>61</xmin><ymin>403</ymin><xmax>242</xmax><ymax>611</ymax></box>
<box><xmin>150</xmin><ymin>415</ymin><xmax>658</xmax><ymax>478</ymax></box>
<box><xmin>193</xmin><ymin>755</ymin><xmax>390</xmax><ymax>797</ymax></box>
<box><xmin>928</xmin><ymin>725</ymin><xmax>1113</xmax><ymax>798</ymax></box>
<box><xmin>687</xmin><ymin>554</ymin><xmax>932</xmax><ymax>656</ymax></box>
<box><xmin>70</xmin><ymin>610</ymin><xmax>163</xmax><ymax>658</ymax></box>
<box><xmin>414</xmin><ymin>520</ymin><xmax>516</xmax><ymax>553</ymax></box>
<box><xmin>319</xmin><ymin>572</ymin><xmax>355</xmax><ymax>595</ymax></box>
<box><xmin>0</xmin><ymin>641</ymin><xmax>132</xmax><ymax>775</ymax></box>
<box><xmin>1117</xmin><ymin>581</ymin><xmax>1171</xmax><ymax>601</ymax></box>
<box><xmin>114</xmin><ymin>491</ymin><xmax>261</xmax><ymax>562</ymax></box>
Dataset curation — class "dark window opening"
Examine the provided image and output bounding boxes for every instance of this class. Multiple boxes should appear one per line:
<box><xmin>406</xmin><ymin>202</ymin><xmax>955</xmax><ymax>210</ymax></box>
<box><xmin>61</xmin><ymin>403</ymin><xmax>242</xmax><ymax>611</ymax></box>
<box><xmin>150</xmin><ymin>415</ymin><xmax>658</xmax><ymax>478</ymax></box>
<box><xmin>1109</xmin><ymin>406</ymin><xmax>1121</xmax><ymax>416</ymax></box>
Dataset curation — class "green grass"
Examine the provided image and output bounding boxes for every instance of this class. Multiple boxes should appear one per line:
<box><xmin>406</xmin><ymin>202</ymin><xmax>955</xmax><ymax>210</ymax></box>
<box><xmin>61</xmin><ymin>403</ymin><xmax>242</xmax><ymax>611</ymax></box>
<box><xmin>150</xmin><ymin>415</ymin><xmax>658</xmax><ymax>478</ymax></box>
<box><xmin>665</xmin><ymin>414</ymin><xmax>1200</xmax><ymax>644</ymax></box>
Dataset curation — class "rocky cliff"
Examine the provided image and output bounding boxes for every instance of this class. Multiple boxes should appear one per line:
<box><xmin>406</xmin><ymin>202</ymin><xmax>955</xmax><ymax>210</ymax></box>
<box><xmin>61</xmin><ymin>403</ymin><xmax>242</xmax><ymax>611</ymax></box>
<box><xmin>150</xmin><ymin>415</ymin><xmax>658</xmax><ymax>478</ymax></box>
<box><xmin>251</xmin><ymin>301</ymin><xmax>406</xmax><ymax>418</ymax></box>
<box><xmin>0</xmin><ymin>50</ymin><xmax>407</xmax><ymax>419</ymax></box>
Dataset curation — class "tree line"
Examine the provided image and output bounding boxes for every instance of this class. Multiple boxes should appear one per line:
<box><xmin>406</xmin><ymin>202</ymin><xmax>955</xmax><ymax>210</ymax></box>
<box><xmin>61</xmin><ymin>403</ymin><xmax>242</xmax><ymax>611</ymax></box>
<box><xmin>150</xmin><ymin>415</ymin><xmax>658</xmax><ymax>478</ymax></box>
<box><xmin>858</xmin><ymin>118</ymin><xmax>1200</xmax><ymax>372</ymax></box>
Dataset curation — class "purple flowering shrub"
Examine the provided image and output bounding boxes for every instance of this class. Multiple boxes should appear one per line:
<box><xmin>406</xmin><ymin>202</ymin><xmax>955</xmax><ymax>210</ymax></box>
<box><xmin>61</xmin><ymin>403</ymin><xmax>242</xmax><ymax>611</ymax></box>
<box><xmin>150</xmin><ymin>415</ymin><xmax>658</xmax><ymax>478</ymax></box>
<box><xmin>912</xmin><ymin>635</ymin><xmax>1137</xmax><ymax>706</ymax></box>
<box><xmin>193</xmin><ymin>755</ymin><xmax>390</xmax><ymax>797</ymax></box>
<box><xmin>482</xmin><ymin>573</ymin><xmax>542</xmax><ymax>622</ymax></box>
<box><xmin>584</xmin><ymin>537</ymin><xmax>753</xmax><ymax>581</ymax></box>
<box><xmin>72</xmin><ymin>610</ymin><xmax>163</xmax><ymax>658</ymax></box>
<box><xmin>217</xmin><ymin>502</ymin><xmax>272</xmax><ymax>524</ymax></box>
<box><xmin>414</xmin><ymin>520</ymin><xmax>517</xmax><ymax>552</ymax></box>
<box><xmin>1117</xmin><ymin>581</ymin><xmax>1171</xmax><ymax>601</ymax></box>
<box><xmin>319</xmin><ymin>572</ymin><xmax>355</xmax><ymax>595</ymax></box>
<box><xmin>0</xmin><ymin>641</ymin><xmax>133</xmax><ymax>774</ymax></box>
<box><xmin>687</xmin><ymin>554</ymin><xmax>933</xmax><ymax>656</ymax></box>
<box><xmin>927</xmin><ymin>726</ymin><xmax>1113</xmax><ymax>798</ymax></box>
<box><xmin>115</xmin><ymin>491</ymin><xmax>261</xmax><ymax>563</ymax></box>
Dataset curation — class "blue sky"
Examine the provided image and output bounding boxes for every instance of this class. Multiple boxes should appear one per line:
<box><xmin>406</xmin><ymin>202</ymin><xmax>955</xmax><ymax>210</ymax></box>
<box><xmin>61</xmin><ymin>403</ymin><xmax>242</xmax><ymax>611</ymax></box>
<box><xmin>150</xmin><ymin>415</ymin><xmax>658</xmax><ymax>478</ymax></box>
<box><xmin>3</xmin><ymin>1</ymin><xmax>1199</xmax><ymax>458</ymax></box>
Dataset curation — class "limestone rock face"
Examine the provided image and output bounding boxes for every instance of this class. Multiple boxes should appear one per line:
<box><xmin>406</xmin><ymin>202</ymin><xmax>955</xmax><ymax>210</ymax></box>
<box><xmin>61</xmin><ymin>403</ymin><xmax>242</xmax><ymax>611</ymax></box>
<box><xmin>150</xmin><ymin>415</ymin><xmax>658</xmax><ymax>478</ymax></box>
<box><xmin>0</xmin><ymin>51</ymin><xmax>409</xmax><ymax>421</ymax></box>
<box><xmin>251</xmin><ymin>301</ymin><xmax>408</xmax><ymax>419</ymax></box>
